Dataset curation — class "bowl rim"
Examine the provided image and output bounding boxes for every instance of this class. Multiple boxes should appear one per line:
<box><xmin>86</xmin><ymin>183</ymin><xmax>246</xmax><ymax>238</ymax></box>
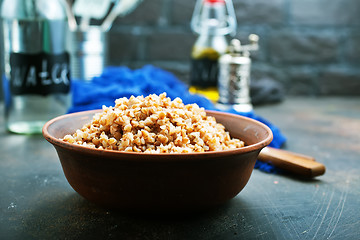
<box><xmin>42</xmin><ymin>109</ymin><xmax>273</xmax><ymax>161</ymax></box>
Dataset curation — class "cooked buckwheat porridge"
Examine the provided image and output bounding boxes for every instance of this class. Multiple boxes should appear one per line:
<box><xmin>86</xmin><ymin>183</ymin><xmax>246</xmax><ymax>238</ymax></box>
<box><xmin>62</xmin><ymin>93</ymin><xmax>245</xmax><ymax>153</ymax></box>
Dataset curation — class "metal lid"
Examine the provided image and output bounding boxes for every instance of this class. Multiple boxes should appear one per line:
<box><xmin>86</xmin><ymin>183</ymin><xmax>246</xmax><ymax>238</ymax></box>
<box><xmin>219</xmin><ymin>52</ymin><xmax>251</xmax><ymax>65</ymax></box>
<box><xmin>1</xmin><ymin>0</ymin><xmax>66</xmax><ymax>20</ymax></box>
<box><xmin>219</xmin><ymin>35</ymin><xmax>260</xmax><ymax>64</ymax></box>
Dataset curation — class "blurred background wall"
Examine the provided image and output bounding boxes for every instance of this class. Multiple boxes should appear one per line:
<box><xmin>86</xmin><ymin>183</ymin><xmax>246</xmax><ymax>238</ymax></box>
<box><xmin>1</xmin><ymin>0</ymin><xmax>360</xmax><ymax>99</ymax></box>
<box><xmin>106</xmin><ymin>0</ymin><xmax>360</xmax><ymax>96</ymax></box>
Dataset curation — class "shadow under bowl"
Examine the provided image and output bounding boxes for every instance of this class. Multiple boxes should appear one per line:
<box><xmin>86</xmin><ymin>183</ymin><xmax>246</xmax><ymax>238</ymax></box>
<box><xmin>43</xmin><ymin>110</ymin><xmax>273</xmax><ymax>213</ymax></box>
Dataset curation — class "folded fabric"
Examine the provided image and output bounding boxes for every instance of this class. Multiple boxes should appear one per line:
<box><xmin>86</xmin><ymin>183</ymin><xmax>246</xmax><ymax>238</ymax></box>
<box><xmin>69</xmin><ymin>65</ymin><xmax>286</xmax><ymax>173</ymax></box>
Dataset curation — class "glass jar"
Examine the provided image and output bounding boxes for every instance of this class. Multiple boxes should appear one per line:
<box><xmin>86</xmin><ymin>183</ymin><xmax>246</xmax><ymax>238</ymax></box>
<box><xmin>1</xmin><ymin>0</ymin><xmax>71</xmax><ymax>134</ymax></box>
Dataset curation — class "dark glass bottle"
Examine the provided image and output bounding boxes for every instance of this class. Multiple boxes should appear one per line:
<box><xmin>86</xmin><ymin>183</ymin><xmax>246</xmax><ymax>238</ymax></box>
<box><xmin>189</xmin><ymin>0</ymin><xmax>236</xmax><ymax>101</ymax></box>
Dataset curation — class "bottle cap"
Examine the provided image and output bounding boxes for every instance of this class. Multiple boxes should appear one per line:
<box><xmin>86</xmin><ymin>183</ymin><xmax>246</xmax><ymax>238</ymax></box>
<box><xmin>205</xmin><ymin>0</ymin><xmax>225</xmax><ymax>4</ymax></box>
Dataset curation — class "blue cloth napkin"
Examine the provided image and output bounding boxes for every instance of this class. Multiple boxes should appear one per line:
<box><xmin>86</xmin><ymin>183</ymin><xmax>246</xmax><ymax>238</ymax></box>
<box><xmin>69</xmin><ymin>65</ymin><xmax>286</xmax><ymax>173</ymax></box>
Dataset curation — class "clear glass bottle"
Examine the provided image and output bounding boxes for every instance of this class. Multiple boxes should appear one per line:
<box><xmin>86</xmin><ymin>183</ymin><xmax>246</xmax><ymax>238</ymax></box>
<box><xmin>1</xmin><ymin>0</ymin><xmax>71</xmax><ymax>134</ymax></box>
<box><xmin>189</xmin><ymin>0</ymin><xmax>237</xmax><ymax>102</ymax></box>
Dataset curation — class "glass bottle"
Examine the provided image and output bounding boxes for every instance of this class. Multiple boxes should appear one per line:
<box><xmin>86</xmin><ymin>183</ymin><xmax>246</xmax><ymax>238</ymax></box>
<box><xmin>189</xmin><ymin>0</ymin><xmax>237</xmax><ymax>102</ymax></box>
<box><xmin>1</xmin><ymin>0</ymin><xmax>71</xmax><ymax>134</ymax></box>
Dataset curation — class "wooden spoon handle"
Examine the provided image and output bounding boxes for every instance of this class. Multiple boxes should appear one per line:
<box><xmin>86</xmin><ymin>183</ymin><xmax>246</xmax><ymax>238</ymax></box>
<box><xmin>258</xmin><ymin>147</ymin><xmax>326</xmax><ymax>178</ymax></box>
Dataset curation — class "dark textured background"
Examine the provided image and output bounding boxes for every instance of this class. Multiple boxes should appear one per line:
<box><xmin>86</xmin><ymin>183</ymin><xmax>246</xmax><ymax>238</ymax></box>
<box><xmin>1</xmin><ymin>0</ymin><xmax>360</xmax><ymax>99</ymax></box>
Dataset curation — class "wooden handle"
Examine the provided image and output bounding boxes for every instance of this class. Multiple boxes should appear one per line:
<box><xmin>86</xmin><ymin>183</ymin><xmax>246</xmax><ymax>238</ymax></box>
<box><xmin>258</xmin><ymin>147</ymin><xmax>326</xmax><ymax>178</ymax></box>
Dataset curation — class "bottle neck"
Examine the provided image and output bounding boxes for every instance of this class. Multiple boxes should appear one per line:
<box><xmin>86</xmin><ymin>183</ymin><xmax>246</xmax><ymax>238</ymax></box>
<box><xmin>201</xmin><ymin>1</ymin><xmax>227</xmax><ymax>34</ymax></box>
<box><xmin>191</xmin><ymin>0</ymin><xmax>236</xmax><ymax>36</ymax></box>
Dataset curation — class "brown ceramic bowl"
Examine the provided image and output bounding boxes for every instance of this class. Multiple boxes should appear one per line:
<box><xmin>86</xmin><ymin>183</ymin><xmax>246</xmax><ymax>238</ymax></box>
<box><xmin>43</xmin><ymin>110</ymin><xmax>273</xmax><ymax>213</ymax></box>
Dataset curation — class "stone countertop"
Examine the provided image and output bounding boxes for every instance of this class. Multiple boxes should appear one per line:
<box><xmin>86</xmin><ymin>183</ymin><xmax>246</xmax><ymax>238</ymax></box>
<box><xmin>0</xmin><ymin>97</ymin><xmax>359</xmax><ymax>240</ymax></box>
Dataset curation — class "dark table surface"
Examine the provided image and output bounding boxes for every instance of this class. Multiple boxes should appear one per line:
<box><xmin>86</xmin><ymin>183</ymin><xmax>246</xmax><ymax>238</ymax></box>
<box><xmin>1</xmin><ymin>97</ymin><xmax>359</xmax><ymax>240</ymax></box>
